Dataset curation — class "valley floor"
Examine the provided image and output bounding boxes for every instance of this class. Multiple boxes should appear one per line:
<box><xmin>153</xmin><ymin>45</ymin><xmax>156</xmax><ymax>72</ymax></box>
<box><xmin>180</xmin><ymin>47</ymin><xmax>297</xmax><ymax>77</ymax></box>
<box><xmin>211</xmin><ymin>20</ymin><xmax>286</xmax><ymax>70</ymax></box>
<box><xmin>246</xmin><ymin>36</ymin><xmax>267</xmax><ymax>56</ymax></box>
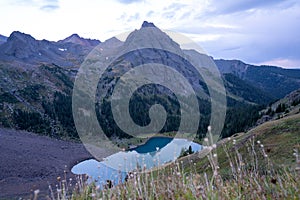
<box><xmin>0</xmin><ymin>128</ymin><xmax>101</xmax><ymax>199</ymax></box>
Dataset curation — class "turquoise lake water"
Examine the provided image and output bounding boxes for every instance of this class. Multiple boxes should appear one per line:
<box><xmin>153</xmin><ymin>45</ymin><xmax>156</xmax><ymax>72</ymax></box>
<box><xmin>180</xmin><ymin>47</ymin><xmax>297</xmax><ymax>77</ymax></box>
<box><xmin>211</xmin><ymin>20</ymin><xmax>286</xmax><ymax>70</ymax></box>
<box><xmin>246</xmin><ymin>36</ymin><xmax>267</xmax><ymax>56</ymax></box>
<box><xmin>71</xmin><ymin>137</ymin><xmax>202</xmax><ymax>187</ymax></box>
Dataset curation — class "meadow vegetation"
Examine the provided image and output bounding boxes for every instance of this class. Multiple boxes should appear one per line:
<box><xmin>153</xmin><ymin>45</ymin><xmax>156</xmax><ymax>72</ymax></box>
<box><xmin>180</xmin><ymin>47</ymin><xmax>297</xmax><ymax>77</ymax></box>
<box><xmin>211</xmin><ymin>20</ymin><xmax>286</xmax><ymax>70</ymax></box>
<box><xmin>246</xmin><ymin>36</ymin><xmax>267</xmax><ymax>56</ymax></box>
<box><xmin>37</xmin><ymin>114</ymin><xmax>300</xmax><ymax>200</ymax></box>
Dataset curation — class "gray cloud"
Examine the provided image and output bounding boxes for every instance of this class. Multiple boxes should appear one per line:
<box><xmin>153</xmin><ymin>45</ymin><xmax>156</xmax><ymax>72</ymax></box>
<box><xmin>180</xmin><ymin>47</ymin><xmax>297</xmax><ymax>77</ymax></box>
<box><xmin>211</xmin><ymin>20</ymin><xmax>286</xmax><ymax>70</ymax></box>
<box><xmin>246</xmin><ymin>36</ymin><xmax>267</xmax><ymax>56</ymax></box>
<box><xmin>164</xmin><ymin>3</ymin><xmax>187</xmax><ymax>11</ymax></box>
<box><xmin>174</xmin><ymin>0</ymin><xmax>300</xmax><ymax>68</ymax></box>
<box><xmin>9</xmin><ymin>0</ymin><xmax>60</xmax><ymax>11</ymax></box>
<box><xmin>128</xmin><ymin>13</ymin><xmax>140</xmax><ymax>22</ymax></box>
<box><xmin>116</xmin><ymin>0</ymin><xmax>143</xmax><ymax>4</ymax></box>
<box><xmin>146</xmin><ymin>11</ymin><xmax>154</xmax><ymax>18</ymax></box>
<box><xmin>40</xmin><ymin>0</ymin><xmax>59</xmax><ymax>12</ymax></box>
<box><xmin>208</xmin><ymin>0</ymin><xmax>292</xmax><ymax>15</ymax></box>
<box><xmin>162</xmin><ymin>11</ymin><xmax>175</xmax><ymax>19</ymax></box>
<box><xmin>40</xmin><ymin>4</ymin><xmax>59</xmax><ymax>11</ymax></box>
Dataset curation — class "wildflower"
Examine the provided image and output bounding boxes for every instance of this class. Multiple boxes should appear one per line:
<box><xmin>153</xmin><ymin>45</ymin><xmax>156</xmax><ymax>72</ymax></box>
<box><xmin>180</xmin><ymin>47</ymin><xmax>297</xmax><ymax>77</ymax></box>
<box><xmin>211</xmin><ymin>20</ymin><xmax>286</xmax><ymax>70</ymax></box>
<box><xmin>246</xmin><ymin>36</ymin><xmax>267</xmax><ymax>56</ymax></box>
<box><xmin>213</xmin><ymin>153</ymin><xmax>217</xmax><ymax>158</ymax></box>
<box><xmin>207</xmin><ymin>126</ymin><xmax>212</xmax><ymax>132</ymax></box>
<box><xmin>257</xmin><ymin>140</ymin><xmax>261</xmax><ymax>144</ymax></box>
<box><xmin>264</xmin><ymin>154</ymin><xmax>268</xmax><ymax>158</ymax></box>
<box><xmin>260</xmin><ymin>144</ymin><xmax>264</xmax><ymax>148</ymax></box>
<box><xmin>204</xmin><ymin>138</ymin><xmax>209</xmax><ymax>142</ymax></box>
<box><xmin>57</xmin><ymin>176</ymin><xmax>61</xmax><ymax>182</ymax></box>
<box><xmin>34</xmin><ymin>189</ymin><xmax>40</xmax><ymax>195</ymax></box>
<box><xmin>212</xmin><ymin>144</ymin><xmax>217</xmax><ymax>149</ymax></box>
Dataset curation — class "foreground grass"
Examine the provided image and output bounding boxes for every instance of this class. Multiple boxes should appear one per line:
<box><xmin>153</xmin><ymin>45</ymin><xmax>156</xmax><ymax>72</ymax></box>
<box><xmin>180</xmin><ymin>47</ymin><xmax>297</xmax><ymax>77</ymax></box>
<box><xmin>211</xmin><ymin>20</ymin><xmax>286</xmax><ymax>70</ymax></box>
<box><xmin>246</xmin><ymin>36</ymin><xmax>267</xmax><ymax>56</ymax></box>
<box><xmin>44</xmin><ymin>114</ymin><xmax>300</xmax><ymax>200</ymax></box>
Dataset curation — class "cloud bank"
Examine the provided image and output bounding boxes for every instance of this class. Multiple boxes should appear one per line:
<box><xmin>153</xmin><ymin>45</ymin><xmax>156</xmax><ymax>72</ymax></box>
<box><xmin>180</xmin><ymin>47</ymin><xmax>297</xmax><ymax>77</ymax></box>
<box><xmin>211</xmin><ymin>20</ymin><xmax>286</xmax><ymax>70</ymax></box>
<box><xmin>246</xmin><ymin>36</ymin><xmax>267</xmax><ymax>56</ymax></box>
<box><xmin>0</xmin><ymin>0</ymin><xmax>299</xmax><ymax>68</ymax></box>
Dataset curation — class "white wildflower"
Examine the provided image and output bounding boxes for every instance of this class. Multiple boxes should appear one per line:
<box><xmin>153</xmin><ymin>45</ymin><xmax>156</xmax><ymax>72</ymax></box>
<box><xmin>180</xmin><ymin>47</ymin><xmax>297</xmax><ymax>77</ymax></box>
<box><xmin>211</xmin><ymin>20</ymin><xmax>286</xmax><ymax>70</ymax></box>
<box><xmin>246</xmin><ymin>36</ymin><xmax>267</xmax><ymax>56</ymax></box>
<box><xmin>207</xmin><ymin>126</ymin><xmax>212</xmax><ymax>132</ymax></box>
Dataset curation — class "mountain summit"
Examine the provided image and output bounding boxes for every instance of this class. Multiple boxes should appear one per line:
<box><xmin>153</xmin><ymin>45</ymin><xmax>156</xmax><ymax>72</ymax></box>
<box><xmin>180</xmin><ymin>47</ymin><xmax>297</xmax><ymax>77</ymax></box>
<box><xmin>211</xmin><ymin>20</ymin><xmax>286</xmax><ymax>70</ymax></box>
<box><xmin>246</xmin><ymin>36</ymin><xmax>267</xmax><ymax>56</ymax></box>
<box><xmin>141</xmin><ymin>21</ymin><xmax>156</xmax><ymax>28</ymax></box>
<box><xmin>59</xmin><ymin>34</ymin><xmax>100</xmax><ymax>46</ymax></box>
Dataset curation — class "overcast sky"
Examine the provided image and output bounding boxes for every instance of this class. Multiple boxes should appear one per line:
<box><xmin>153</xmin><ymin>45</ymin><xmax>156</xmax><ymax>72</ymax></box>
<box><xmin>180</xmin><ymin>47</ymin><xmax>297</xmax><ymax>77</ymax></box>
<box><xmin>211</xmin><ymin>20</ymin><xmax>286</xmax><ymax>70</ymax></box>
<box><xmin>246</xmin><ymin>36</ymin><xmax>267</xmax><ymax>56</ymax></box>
<box><xmin>0</xmin><ymin>0</ymin><xmax>299</xmax><ymax>68</ymax></box>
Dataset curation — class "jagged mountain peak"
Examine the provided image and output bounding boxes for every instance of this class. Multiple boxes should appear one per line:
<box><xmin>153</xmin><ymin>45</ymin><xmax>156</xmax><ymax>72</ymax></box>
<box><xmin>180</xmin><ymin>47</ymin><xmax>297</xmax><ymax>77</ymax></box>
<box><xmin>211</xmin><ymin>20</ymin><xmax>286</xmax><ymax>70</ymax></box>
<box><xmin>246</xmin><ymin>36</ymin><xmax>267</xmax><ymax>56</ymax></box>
<box><xmin>59</xmin><ymin>33</ymin><xmax>100</xmax><ymax>46</ymax></box>
<box><xmin>7</xmin><ymin>31</ymin><xmax>36</xmax><ymax>43</ymax></box>
<box><xmin>124</xmin><ymin>21</ymin><xmax>181</xmax><ymax>54</ymax></box>
<box><xmin>141</xmin><ymin>21</ymin><xmax>156</xmax><ymax>28</ymax></box>
<box><xmin>0</xmin><ymin>31</ymin><xmax>100</xmax><ymax>67</ymax></box>
<box><xmin>62</xmin><ymin>33</ymin><xmax>81</xmax><ymax>41</ymax></box>
<box><xmin>102</xmin><ymin>36</ymin><xmax>122</xmax><ymax>46</ymax></box>
<box><xmin>104</xmin><ymin>36</ymin><xmax>122</xmax><ymax>44</ymax></box>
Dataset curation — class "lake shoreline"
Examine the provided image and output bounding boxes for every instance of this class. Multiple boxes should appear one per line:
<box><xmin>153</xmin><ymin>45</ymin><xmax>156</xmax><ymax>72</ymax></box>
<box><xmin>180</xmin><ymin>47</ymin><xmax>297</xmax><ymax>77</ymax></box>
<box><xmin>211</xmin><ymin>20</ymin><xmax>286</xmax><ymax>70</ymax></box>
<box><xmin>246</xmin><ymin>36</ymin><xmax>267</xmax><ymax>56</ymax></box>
<box><xmin>72</xmin><ymin>136</ymin><xmax>203</xmax><ymax>187</ymax></box>
<box><xmin>127</xmin><ymin>133</ymin><xmax>201</xmax><ymax>151</ymax></box>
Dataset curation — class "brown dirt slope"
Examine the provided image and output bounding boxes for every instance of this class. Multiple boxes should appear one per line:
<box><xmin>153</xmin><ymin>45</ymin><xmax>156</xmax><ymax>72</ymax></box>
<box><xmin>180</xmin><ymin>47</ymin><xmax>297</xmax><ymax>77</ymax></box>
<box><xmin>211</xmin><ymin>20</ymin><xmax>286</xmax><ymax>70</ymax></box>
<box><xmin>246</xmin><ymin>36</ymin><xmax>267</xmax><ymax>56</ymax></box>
<box><xmin>0</xmin><ymin>128</ymin><xmax>96</xmax><ymax>199</ymax></box>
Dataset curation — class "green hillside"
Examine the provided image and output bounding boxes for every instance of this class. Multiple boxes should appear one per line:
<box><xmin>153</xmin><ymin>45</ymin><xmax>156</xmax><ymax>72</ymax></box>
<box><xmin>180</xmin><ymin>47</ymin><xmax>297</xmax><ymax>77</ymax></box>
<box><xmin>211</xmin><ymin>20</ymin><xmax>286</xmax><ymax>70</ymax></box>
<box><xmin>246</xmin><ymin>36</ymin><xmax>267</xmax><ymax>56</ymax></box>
<box><xmin>52</xmin><ymin>113</ymin><xmax>300</xmax><ymax>200</ymax></box>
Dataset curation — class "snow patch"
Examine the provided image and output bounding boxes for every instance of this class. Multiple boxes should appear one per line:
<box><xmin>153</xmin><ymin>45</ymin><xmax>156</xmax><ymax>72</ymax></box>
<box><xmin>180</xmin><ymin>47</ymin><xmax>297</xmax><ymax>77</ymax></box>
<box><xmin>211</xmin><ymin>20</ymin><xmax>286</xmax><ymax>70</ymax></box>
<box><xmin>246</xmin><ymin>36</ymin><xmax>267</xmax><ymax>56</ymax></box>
<box><xmin>58</xmin><ymin>48</ymin><xmax>67</xmax><ymax>52</ymax></box>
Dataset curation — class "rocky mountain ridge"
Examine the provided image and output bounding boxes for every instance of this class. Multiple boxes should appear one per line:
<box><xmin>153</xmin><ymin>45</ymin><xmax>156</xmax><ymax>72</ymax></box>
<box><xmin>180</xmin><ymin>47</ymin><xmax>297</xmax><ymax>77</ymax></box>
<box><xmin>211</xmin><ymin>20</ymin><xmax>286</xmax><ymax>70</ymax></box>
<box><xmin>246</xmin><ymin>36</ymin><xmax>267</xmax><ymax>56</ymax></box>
<box><xmin>0</xmin><ymin>31</ymin><xmax>100</xmax><ymax>67</ymax></box>
<box><xmin>0</xmin><ymin>21</ymin><xmax>299</xmax><ymax>140</ymax></box>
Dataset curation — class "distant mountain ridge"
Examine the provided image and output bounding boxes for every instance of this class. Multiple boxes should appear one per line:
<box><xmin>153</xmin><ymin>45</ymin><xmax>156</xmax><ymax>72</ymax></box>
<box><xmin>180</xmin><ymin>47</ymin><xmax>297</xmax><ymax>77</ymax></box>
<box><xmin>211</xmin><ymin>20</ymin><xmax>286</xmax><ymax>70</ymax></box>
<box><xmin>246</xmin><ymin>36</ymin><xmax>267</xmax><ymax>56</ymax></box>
<box><xmin>58</xmin><ymin>33</ymin><xmax>100</xmax><ymax>46</ymax></box>
<box><xmin>0</xmin><ymin>31</ymin><xmax>100</xmax><ymax>67</ymax></box>
<box><xmin>0</xmin><ymin>22</ymin><xmax>299</xmax><ymax>140</ymax></box>
<box><xmin>215</xmin><ymin>59</ymin><xmax>300</xmax><ymax>99</ymax></box>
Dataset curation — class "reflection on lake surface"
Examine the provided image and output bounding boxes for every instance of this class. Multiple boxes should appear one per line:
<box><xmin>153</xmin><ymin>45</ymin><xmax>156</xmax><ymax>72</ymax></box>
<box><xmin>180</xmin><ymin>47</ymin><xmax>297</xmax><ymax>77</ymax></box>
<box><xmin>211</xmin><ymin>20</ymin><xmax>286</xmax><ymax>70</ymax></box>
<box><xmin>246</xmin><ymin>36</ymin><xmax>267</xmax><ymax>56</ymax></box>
<box><xmin>72</xmin><ymin>137</ymin><xmax>202</xmax><ymax>187</ymax></box>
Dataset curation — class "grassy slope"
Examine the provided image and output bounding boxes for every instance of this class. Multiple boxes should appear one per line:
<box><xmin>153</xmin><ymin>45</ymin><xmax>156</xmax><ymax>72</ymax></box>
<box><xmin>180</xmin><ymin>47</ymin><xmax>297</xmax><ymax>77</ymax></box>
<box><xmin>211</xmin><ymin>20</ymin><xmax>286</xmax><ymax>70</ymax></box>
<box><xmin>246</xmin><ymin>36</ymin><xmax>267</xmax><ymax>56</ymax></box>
<box><xmin>186</xmin><ymin>113</ymin><xmax>300</xmax><ymax>175</ymax></box>
<box><xmin>52</xmin><ymin>113</ymin><xmax>300</xmax><ymax>199</ymax></box>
